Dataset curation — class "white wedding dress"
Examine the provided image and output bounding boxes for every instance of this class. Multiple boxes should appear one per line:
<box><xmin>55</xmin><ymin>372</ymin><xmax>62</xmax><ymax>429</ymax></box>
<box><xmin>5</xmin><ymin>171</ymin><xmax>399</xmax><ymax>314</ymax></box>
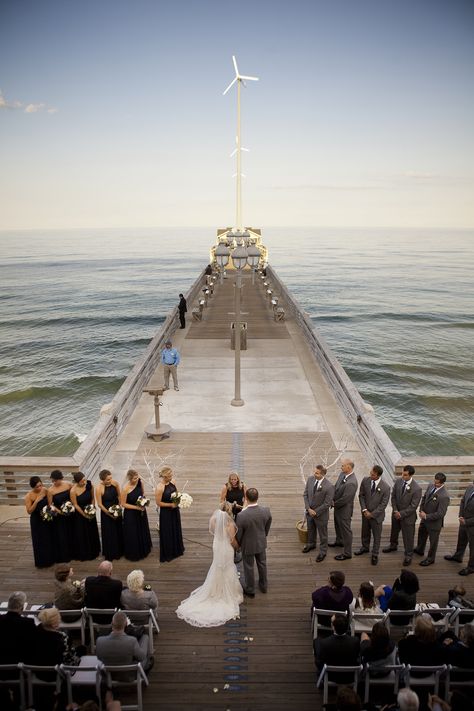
<box><xmin>176</xmin><ymin>509</ymin><xmax>243</xmax><ymax>627</ymax></box>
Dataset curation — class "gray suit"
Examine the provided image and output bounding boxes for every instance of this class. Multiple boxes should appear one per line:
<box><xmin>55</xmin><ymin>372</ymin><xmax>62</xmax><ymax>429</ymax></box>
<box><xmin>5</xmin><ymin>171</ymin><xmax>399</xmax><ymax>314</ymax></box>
<box><xmin>388</xmin><ymin>478</ymin><xmax>422</xmax><ymax>557</ymax></box>
<box><xmin>453</xmin><ymin>485</ymin><xmax>474</xmax><ymax>571</ymax></box>
<box><xmin>96</xmin><ymin>630</ymin><xmax>149</xmax><ymax>674</ymax></box>
<box><xmin>333</xmin><ymin>472</ymin><xmax>358</xmax><ymax>556</ymax></box>
<box><xmin>358</xmin><ymin>476</ymin><xmax>390</xmax><ymax>555</ymax></box>
<box><xmin>236</xmin><ymin>504</ymin><xmax>272</xmax><ymax>594</ymax></box>
<box><xmin>303</xmin><ymin>476</ymin><xmax>334</xmax><ymax>555</ymax></box>
<box><xmin>416</xmin><ymin>484</ymin><xmax>450</xmax><ymax>562</ymax></box>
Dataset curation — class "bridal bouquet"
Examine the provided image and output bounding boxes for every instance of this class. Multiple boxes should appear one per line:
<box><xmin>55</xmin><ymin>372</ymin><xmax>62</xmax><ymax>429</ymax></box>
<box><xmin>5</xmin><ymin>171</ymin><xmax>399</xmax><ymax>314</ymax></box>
<box><xmin>61</xmin><ymin>501</ymin><xmax>75</xmax><ymax>516</ymax></box>
<box><xmin>171</xmin><ymin>491</ymin><xmax>193</xmax><ymax>509</ymax></box>
<box><xmin>137</xmin><ymin>495</ymin><xmax>150</xmax><ymax>509</ymax></box>
<box><xmin>84</xmin><ymin>504</ymin><xmax>96</xmax><ymax>519</ymax></box>
<box><xmin>108</xmin><ymin>504</ymin><xmax>122</xmax><ymax>518</ymax></box>
<box><xmin>40</xmin><ymin>505</ymin><xmax>56</xmax><ymax>522</ymax></box>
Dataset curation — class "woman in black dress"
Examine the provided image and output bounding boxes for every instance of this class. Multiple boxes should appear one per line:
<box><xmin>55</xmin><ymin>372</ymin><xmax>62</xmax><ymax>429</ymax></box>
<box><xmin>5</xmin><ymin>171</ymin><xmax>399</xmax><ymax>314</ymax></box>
<box><xmin>121</xmin><ymin>468</ymin><xmax>152</xmax><ymax>561</ymax></box>
<box><xmin>220</xmin><ymin>472</ymin><xmax>246</xmax><ymax>520</ymax></box>
<box><xmin>70</xmin><ymin>472</ymin><xmax>101</xmax><ymax>561</ymax></box>
<box><xmin>96</xmin><ymin>469</ymin><xmax>124</xmax><ymax>560</ymax></box>
<box><xmin>25</xmin><ymin>476</ymin><xmax>55</xmax><ymax>568</ymax></box>
<box><xmin>47</xmin><ymin>470</ymin><xmax>74</xmax><ymax>563</ymax></box>
<box><xmin>155</xmin><ymin>466</ymin><xmax>185</xmax><ymax>563</ymax></box>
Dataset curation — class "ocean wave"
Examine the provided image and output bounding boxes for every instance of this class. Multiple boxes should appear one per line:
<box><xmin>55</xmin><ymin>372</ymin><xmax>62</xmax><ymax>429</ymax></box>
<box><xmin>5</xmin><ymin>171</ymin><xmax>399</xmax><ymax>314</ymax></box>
<box><xmin>313</xmin><ymin>312</ymin><xmax>473</xmax><ymax>325</ymax></box>
<box><xmin>0</xmin><ymin>376</ymin><xmax>125</xmax><ymax>404</ymax></box>
<box><xmin>2</xmin><ymin>314</ymin><xmax>164</xmax><ymax>328</ymax></box>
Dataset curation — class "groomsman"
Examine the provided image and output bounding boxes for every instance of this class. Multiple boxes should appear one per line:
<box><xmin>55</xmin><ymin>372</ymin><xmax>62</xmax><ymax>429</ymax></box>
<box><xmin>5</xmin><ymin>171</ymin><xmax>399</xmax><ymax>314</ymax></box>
<box><xmin>354</xmin><ymin>465</ymin><xmax>390</xmax><ymax>565</ymax></box>
<box><xmin>414</xmin><ymin>472</ymin><xmax>450</xmax><ymax>566</ymax></box>
<box><xmin>302</xmin><ymin>465</ymin><xmax>335</xmax><ymax>562</ymax></box>
<box><xmin>445</xmin><ymin>481</ymin><xmax>474</xmax><ymax>576</ymax></box>
<box><xmin>329</xmin><ymin>459</ymin><xmax>358</xmax><ymax>561</ymax></box>
<box><xmin>383</xmin><ymin>465</ymin><xmax>422</xmax><ymax>566</ymax></box>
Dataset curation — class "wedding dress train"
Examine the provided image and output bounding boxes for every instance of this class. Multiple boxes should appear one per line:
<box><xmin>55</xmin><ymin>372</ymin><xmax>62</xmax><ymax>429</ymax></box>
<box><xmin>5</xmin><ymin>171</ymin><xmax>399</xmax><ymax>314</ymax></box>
<box><xmin>176</xmin><ymin>509</ymin><xmax>243</xmax><ymax>627</ymax></box>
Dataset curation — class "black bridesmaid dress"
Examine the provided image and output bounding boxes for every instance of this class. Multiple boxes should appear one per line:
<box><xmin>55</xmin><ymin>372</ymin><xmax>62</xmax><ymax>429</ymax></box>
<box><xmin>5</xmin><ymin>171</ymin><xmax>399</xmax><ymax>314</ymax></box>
<box><xmin>159</xmin><ymin>482</ymin><xmax>185</xmax><ymax>563</ymax></box>
<box><xmin>52</xmin><ymin>489</ymin><xmax>75</xmax><ymax>563</ymax></box>
<box><xmin>100</xmin><ymin>483</ymin><xmax>124</xmax><ymax>560</ymax></box>
<box><xmin>29</xmin><ymin>494</ymin><xmax>55</xmax><ymax>568</ymax></box>
<box><xmin>123</xmin><ymin>479</ymin><xmax>152</xmax><ymax>561</ymax></box>
<box><xmin>73</xmin><ymin>481</ymin><xmax>101</xmax><ymax>561</ymax></box>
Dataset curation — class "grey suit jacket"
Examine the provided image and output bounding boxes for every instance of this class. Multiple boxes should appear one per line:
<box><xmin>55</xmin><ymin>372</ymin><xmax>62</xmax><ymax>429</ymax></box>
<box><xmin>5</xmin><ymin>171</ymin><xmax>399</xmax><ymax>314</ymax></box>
<box><xmin>303</xmin><ymin>477</ymin><xmax>335</xmax><ymax>524</ymax></box>
<box><xmin>419</xmin><ymin>485</ymin><xmax>450</xmax><ymax>531</ymax></box>
<box><xmin>236</xmin><ymin>504</ymin><xmax>272</xmax><ymax>555</ymax></box>
<box><xmin>333</xmin><ymin>472</ymin><xmax>358</xmax><ymax>516</ymax></box>
<box><xmin>391</xmin><ymin>478</ymin><xmax>422</xmax><ymax>523</ymax></box>
<box><xmin>358</xmin><ymin>477</ymin><xmax>391</xmax><ymax>523</ymax></box>
<box><xmin>459</xmin><ymin>485</ymin><xmax>474</xmax><ymax>528</ymax></box>
<box><xmin>96</xmin><ymin>630</ymin><xmax>146</xmax><ymax>666</ymax></box>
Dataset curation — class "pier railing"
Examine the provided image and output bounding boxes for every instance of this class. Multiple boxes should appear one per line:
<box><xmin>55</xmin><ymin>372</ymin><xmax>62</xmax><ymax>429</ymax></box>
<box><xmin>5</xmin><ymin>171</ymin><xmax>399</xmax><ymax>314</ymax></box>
<box><xmin>0</xmin><ymin>270</ymin><xmax>207</xmax><ymax>504</ymax></box>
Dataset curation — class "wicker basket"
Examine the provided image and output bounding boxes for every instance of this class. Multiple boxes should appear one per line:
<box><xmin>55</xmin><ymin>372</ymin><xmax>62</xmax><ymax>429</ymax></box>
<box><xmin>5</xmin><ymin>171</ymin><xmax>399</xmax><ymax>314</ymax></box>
<box><xmin>296</xmin><ymin>520</ymin><xmax>308</xmax><ymax>545</ymax></box>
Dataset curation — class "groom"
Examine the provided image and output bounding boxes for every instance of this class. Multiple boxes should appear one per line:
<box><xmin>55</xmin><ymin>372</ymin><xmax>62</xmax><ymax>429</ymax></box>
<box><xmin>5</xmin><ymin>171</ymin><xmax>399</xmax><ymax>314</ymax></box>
<box><xmin>236</xmin><ymin>488</ymin><xmax>272</xmax><ymax>597</ymax></box>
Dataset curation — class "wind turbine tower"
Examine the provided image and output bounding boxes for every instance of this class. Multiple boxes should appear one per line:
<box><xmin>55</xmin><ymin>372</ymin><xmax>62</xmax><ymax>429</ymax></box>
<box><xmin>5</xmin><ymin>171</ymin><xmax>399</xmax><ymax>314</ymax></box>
<box><xmin>223</xmin><ymin>56</ymin><xmax>259</xmax><ymax>233</ymax></box>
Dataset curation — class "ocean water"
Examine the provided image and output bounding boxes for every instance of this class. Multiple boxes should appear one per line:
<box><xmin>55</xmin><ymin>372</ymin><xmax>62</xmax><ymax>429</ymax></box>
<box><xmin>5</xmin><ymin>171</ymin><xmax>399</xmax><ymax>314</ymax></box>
<box><xmin>0</xmin><ymin>228</ymin><xmax>473</xmax><ymax>457</ymax></box>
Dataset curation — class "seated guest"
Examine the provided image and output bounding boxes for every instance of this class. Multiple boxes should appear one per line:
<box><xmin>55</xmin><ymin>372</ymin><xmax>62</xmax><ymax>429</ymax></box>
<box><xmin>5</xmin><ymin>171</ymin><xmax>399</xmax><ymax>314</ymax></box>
<box><xmin>312</xmin><ymin>570</ymin><xmax>353</xmax><ymax>627</ymax></box>
<box><xmin>314</xmin><ymin>613</ymin><xmax>360</xmax><ymax>682</ymax></box>
<box><xmin>375</xmin><ymin>569</ymin><xmax>419</xmax><ymax>625</ymax></box>
<box><xmin>96</xmin><ymin>610</ymin><xmax>151</xmax><ymax>673</ymax></box>
<box><xmin>54</xmin><ymin>563</ymin><xmax>84</xmax><ymax>612</ymax></box>
<box><xmin>444</xmin><ymin>621</ymin><xmax>474</xmax><ymax>669</ymax></box>
<box><xmin>396</xmin><ymin>688</ymin><xmax>420</xmax><ymax>711</ymax></box>
<box><xmin>398</xmin><ymin>614</ymin><xmax>446</xmax><ymax>674</ymax></box>
<box><xmin>349</xmin><ymin>581</ymin><xmax>383</xmax><ymax>632</ymax></box>
<box><xmin>360</xmin><ymin>621</ymin><xmax>397</xmax><ymax>671</ymax></box>
<box><xmin>0</xmin><ymin>591</ymin><xmax>36</xmax><ymax>665</ymax></box>
<box><xmin>33</xmin><ymin>608</ymin><xmax>80</xmax><ymax>678</ymax></box>
<box><xmin>84</xmin><ymin>560</ymin><xmax>123</xmax><ymax>623</ymax></box>
<box><xmin>120</xmin><ymin>569</ymin><xmax>158</xmax><ymax>622</ymax></box>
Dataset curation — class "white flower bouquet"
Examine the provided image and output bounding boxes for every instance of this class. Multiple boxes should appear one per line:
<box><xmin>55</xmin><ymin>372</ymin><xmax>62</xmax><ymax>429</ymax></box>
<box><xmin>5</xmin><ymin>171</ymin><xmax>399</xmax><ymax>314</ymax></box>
<box><xmin>108</xmin><ymin>504</ymin><xmax>122</xmax><ymax>518</ymax></box>
<box><xmin>40</xmin><ymin>505</ymin><xmax>56</xmax><ymax>522</ymax></box>
<box><xmin>137</xmin><ymin>495</ymin><xmax>150</xmax><ymax>509</ymax></box>
<box><xmin>61</xmin><ymin>501</ymin><xmax>75</xmax><ymax>516</ymax></box>
<box><xmin>171</xmin><ymin>491</ymin><xmax>193</xmax><ymax>509</ymax></box>
<box><xmin>84</xmin><ymin>504</ymin><xmax>96</xmax><ymax>519</ymax></box>
<box><xmin>72</xmin><ymin>579</ymin><xmax>82</xmax><ymax>589</ymax></box>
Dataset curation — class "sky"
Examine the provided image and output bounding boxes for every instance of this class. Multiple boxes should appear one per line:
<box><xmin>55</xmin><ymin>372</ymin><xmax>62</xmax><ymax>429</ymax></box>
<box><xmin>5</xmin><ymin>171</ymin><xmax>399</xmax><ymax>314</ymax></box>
<box><xmin>0</xmin><ymin>0</ymin><xmax>473</xmax><ymax>230</ymax></box>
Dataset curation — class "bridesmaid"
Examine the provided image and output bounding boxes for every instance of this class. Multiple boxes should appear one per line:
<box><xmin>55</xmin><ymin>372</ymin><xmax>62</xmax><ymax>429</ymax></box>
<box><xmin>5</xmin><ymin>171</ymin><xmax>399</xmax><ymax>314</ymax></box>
<box><xmin>155</xmin><ymin>466</ymin><xmax>185</xmax><ymax>563</ymax></box>
<box><xmin>70</xmin><ymin>472</ymin><xmax>101</xmax><ymax>561</ymax></box>
<box><xmin>96</xmin><ymin>469</ymin><xmax>124</xmax><ymax>560</ymax></box>
<box><xmin>121</xmin><ymin>469</ymin><xmax>152</xmax><ymax>561</ymax></box>
<box><xmin>47</xmin><ymin>470</ymin><xmax>74</xmax><ymax>563</ymax></box>
<box><xmin>25</xmin><ymin>476</ymin><xmax>55</xmax><ymax>568</ymax></box>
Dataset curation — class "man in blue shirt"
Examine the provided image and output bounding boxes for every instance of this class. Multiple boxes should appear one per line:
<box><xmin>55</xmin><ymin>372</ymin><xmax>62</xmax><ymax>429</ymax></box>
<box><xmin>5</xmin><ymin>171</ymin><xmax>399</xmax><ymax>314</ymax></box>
<box><xmin>161</xmin><ymin>340</ymin><xmax>181</xmax><ymax>391</ymax></box>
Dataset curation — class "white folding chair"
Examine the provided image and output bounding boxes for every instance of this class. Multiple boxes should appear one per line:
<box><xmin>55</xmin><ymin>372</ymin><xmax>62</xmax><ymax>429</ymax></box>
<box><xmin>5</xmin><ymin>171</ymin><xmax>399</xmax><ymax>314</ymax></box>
<box><xmin>404</xmin><ymin>664</ymin><xmax>448</xmax><ymax>697</ymax></box>
<box><xmin>0</xmin><ymin>663</ymin><xmax>27</xmax><ymax>710</ymax></box>
<box><xmin>350</xmin><ymin>610</ymin><xmax>388</xmax><ymax>635</ymax></box>
<box><xmin>124</xmin><ymin>609</ymin><xmax>160</xmax><ymax>655</ymax></box>
<box><xmin>316</xmin><ymin>664</ymin><xmax>363</xmax><ymax>705</ymax></box>
<box><xmin>385</xmin><ymin>609</ymin><xmax>417</xmax><ymax>637</ymax></box>
<box><xmin>84</xmin><ymin>608</ymin><xmax>117</xmax><ymax>652</ymax></box>
<box><xmin>453</xmin><ymin>608</ymin><xmax>474</xmax><ymax>636</ymax></box>
<box><xmin>23</xmin><ymin>663</ymin><xmax>63</xmax><ymax>709</ymax></box>
<box><xmin>446</xmin><ymin>664</ymin><xmax>474</xmax><ymax>699</ymax></box>
<box><xmin>416</xmin><ymin>607</ymin><xmax>454</xmax><ymax>632</ymax></box>
<box><xmin>311</xmin><ymin>607</ymin><xmax>350</xmax><ymax>640</ymax></box>
<box><xmin>363</xmin><ymin>663</ymin><xmax>405</xmax><ymax>703</ymax></box>
<box><xmin>58</xmin><ymin>608</ymin><xmax>87</xmax><ymax>645</ymax></box>
<box><xmin>61</xmin><ymin>656</ymin><xmax>103</xmax><ymax>710</ymax></box>
<box><xmin>103</xmin><ymin>663</ymin><xmax>149</xmax><ymax>711</ymax></box>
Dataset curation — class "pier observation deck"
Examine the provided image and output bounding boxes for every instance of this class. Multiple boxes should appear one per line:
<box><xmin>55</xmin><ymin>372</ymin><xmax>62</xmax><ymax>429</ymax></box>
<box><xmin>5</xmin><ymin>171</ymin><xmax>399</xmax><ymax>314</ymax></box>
<box><xmin>0</xmin><ymin>272</ymin><xmax>466</xmax><ymax>710</ymax></box>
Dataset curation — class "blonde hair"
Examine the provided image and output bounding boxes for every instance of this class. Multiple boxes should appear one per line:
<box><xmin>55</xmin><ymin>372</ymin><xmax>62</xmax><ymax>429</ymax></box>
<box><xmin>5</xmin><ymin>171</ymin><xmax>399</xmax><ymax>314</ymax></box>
<box><xmin>38</xmin><ymin>607</ymin><xmax>61</xmax><ymax>628</ymax></box>
<box><xmin>159</xmin><ymin>467</ymin><xmax>173</xmax><ymax>480</ymax></box>
<box><xmin>220</xmin><ymin>501</ymin><xmax>233</xmax><ymax>517</ymax></box>
<box><xmin>226</xmin><ymin>472</ymin><xmax>243</xmax><ymax>490</ymax></box>
<box><xmin>414</xmin><ymin>613</ymin><xmax>436</xmax><ymax>643</ymax></box>
<box><xmin>126</xmin><ymin>468</ymin><xmax>139</xmax><ymax>482</ymax></box>
<box><xmin>127</xmin><ymin>569</ymin><xmax>145</xmax><ymax>593</ymax></box>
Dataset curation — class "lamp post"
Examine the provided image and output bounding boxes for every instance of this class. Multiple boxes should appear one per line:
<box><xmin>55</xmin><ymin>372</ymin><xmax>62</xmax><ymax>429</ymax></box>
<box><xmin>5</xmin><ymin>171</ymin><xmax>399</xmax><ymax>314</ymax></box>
<box><xmin>215</xmin><ymin>242</ymin><xmax>230</xmax><ymax>284</ymax></box>
<box><xmin>230</xmin><ymin>243</ymin><xmax>248</xmax><ymax>407</ymax></box>
<box><xmin>246</xmin><ymin>243</ymin><xmax>260</xmax><ymax>284</ymax></box>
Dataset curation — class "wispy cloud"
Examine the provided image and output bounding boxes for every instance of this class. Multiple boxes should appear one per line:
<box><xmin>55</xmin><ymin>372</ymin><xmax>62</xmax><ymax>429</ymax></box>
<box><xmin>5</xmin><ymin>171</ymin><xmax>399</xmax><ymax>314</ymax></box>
<box><xmin>0</xmin><ymin>90</ymin><xmax>57</xmax><ymax>114</ymax></box>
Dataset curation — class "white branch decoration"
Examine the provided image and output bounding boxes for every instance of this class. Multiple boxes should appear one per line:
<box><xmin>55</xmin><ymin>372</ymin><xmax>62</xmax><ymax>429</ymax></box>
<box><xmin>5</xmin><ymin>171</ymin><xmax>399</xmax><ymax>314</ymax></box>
<box><xmin>141</xmin><ymin>447</ymin><xmax>185</xmax><ymax>493</ymax></box>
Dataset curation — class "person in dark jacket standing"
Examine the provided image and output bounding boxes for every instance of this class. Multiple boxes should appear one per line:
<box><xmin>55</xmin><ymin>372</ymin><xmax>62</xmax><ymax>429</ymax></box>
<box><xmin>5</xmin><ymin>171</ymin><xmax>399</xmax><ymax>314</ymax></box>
<box><xmin>330</xmin><ymin>459</ymin><xmax>358</xmax><ymax>560</ymax></box>
<box><xmin>178</xmin><ymin>293</ymin><xmax>187</xmax><ymax>329</ymax></box>
<box><xmin>414</xmin><ymin>472</ymin><xmax>450</xmax><ymax>566</ymax></box>
<box><xmin>445</xmin><ymin>481</ymin><xmax>474</xmax><ymax>576</ymax></box>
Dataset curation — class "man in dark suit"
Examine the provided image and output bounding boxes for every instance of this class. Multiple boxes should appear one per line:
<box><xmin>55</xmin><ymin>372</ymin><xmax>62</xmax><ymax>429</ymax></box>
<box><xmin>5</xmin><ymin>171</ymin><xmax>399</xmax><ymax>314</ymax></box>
<box><xmin>383</xmin><ymin>464</ymin><xmax>422</xmax><ymax>566</ymax></box>
<box><xmin>96</xmin><ymin>611</ymin><xmax>151</xmax><ymax>675</ymax></box>
<box><xmin>354</xmin><ymin>465</ymin><xmax>390</xmax><ymax>565</ymax></box>
<box><xmin>303</xmin><ymin>464</ymin><xmax>335</xmax><ymax>562</ymax></box>
<box><xmin>178</xmin><ymin>293</ymin><xmax>187</xmax><ymax>329</ymax></box>
<box><xmin>414</xmin><ymin>472</ymin><xmax>450</xmax><ymax>566</ymax></box>
<box><xmin>330</xmin><ymin>459</ymin><xmax>358</xmax><ymax>560</ymax></box>
<box><xmin>236</xmin><ymin>488</ymin><xmax>272</xmax><ymax>597</ymax></box>
<box><xmin>313</xmin><ymin>614</ymin><xmax>360</xmax><ymax>682</ymax></box>
<box><xmin>0</xmin><ymin>591</ymin><xmax>36</xmax><ymax>665</ymax></box>
<box><xmin>84</xmin><ymin>560</ymin><xmax>123</xmax><ymax>623</ymax></box>
<box><xmin>445</xmin><ymin>482</ymin><xmax>474</xmax><ymax>576</ymax></box>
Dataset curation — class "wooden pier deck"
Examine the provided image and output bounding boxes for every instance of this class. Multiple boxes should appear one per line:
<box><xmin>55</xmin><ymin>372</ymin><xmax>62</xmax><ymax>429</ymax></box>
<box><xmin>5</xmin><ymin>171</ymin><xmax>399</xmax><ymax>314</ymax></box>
<box><xmin>0</xmin><ymin>274</ymin><xmax>471</xmax><ymax>710</ymax></box>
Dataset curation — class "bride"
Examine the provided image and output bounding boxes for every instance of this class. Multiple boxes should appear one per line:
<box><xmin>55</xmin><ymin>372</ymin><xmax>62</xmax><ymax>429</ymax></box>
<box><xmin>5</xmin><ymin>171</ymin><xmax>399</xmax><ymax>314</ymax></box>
<box><xmin>176</xmin><ymin>502</ymin><xmax>243</xmax><ymax>627</ymax></box>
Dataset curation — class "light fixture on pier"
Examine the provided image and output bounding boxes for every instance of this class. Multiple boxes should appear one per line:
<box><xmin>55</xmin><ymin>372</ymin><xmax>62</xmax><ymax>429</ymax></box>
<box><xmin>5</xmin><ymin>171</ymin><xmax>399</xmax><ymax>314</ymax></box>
<box><xmin>215</xmin><ymin>242</ymin><xmax>230</xmax><ymax>284</ymax></box>
<box><xmin>246</xmin><ymin>243</ymin><xmax>260</xmax><ymax>284</ymax></box>
<box><xmin>230</xmin><ymin>243</ymin><xmax>248</xmax><ymax>407</ymax></box>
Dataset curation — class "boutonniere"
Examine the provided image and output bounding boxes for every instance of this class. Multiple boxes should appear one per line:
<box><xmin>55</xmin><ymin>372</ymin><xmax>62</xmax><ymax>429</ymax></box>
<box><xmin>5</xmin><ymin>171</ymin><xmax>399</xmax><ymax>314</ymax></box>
<box><xmin>377</xmin><ymin>487</ymin><xmax>381</xmax><ymax>493</ymax></box>
<box><xmin>406</xmin><ymin>486</ymin><xmax>410</xmax><ymax>492</ymax></box>
<box><xmin>433</xmin><ymin>496</ymin><xmax>437</xmax><ymax>502</ymax></box>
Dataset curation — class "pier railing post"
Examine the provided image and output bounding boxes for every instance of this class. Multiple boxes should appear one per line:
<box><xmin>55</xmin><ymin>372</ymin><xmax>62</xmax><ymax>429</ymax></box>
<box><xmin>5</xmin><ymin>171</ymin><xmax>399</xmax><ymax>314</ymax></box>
<box><xmin>231</xmin><ymin>271</ymin><xmax>244</xmax><ymax>406</ymax></box>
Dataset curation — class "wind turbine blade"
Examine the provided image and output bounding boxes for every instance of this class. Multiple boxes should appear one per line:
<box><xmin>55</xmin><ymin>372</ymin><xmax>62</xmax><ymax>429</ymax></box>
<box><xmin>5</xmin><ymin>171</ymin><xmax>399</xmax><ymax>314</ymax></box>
<box><xmin>230</xmin><ymin>149</ymin><xmax>237</xmax><ymax>157</ymax></box>
<box><xmin>241</xmin><ymin>147</ymin><xmax>250</xmax><ymax>152</ymax></box>
<box><xmin>240</xmin><ymin>74</ymin><xmax>259</xmax><ymax>82</ymax></box>
<box><xmin>223</xmin><ymin>77</ymin><xmax>237</xmax><ymax>95</ymax></box>
<box><xmin>232</xmin><ymin>55</ymin><xmax>239</xmax><ymax>77</ymax></box>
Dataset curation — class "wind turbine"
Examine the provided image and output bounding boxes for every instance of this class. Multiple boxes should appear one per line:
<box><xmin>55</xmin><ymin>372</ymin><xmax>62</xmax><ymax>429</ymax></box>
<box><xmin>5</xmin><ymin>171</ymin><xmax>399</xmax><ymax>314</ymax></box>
<box><xmin>223</xmin><ymin>56</ymin><xmax>259</xmax><ymax>233</ymax></box>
